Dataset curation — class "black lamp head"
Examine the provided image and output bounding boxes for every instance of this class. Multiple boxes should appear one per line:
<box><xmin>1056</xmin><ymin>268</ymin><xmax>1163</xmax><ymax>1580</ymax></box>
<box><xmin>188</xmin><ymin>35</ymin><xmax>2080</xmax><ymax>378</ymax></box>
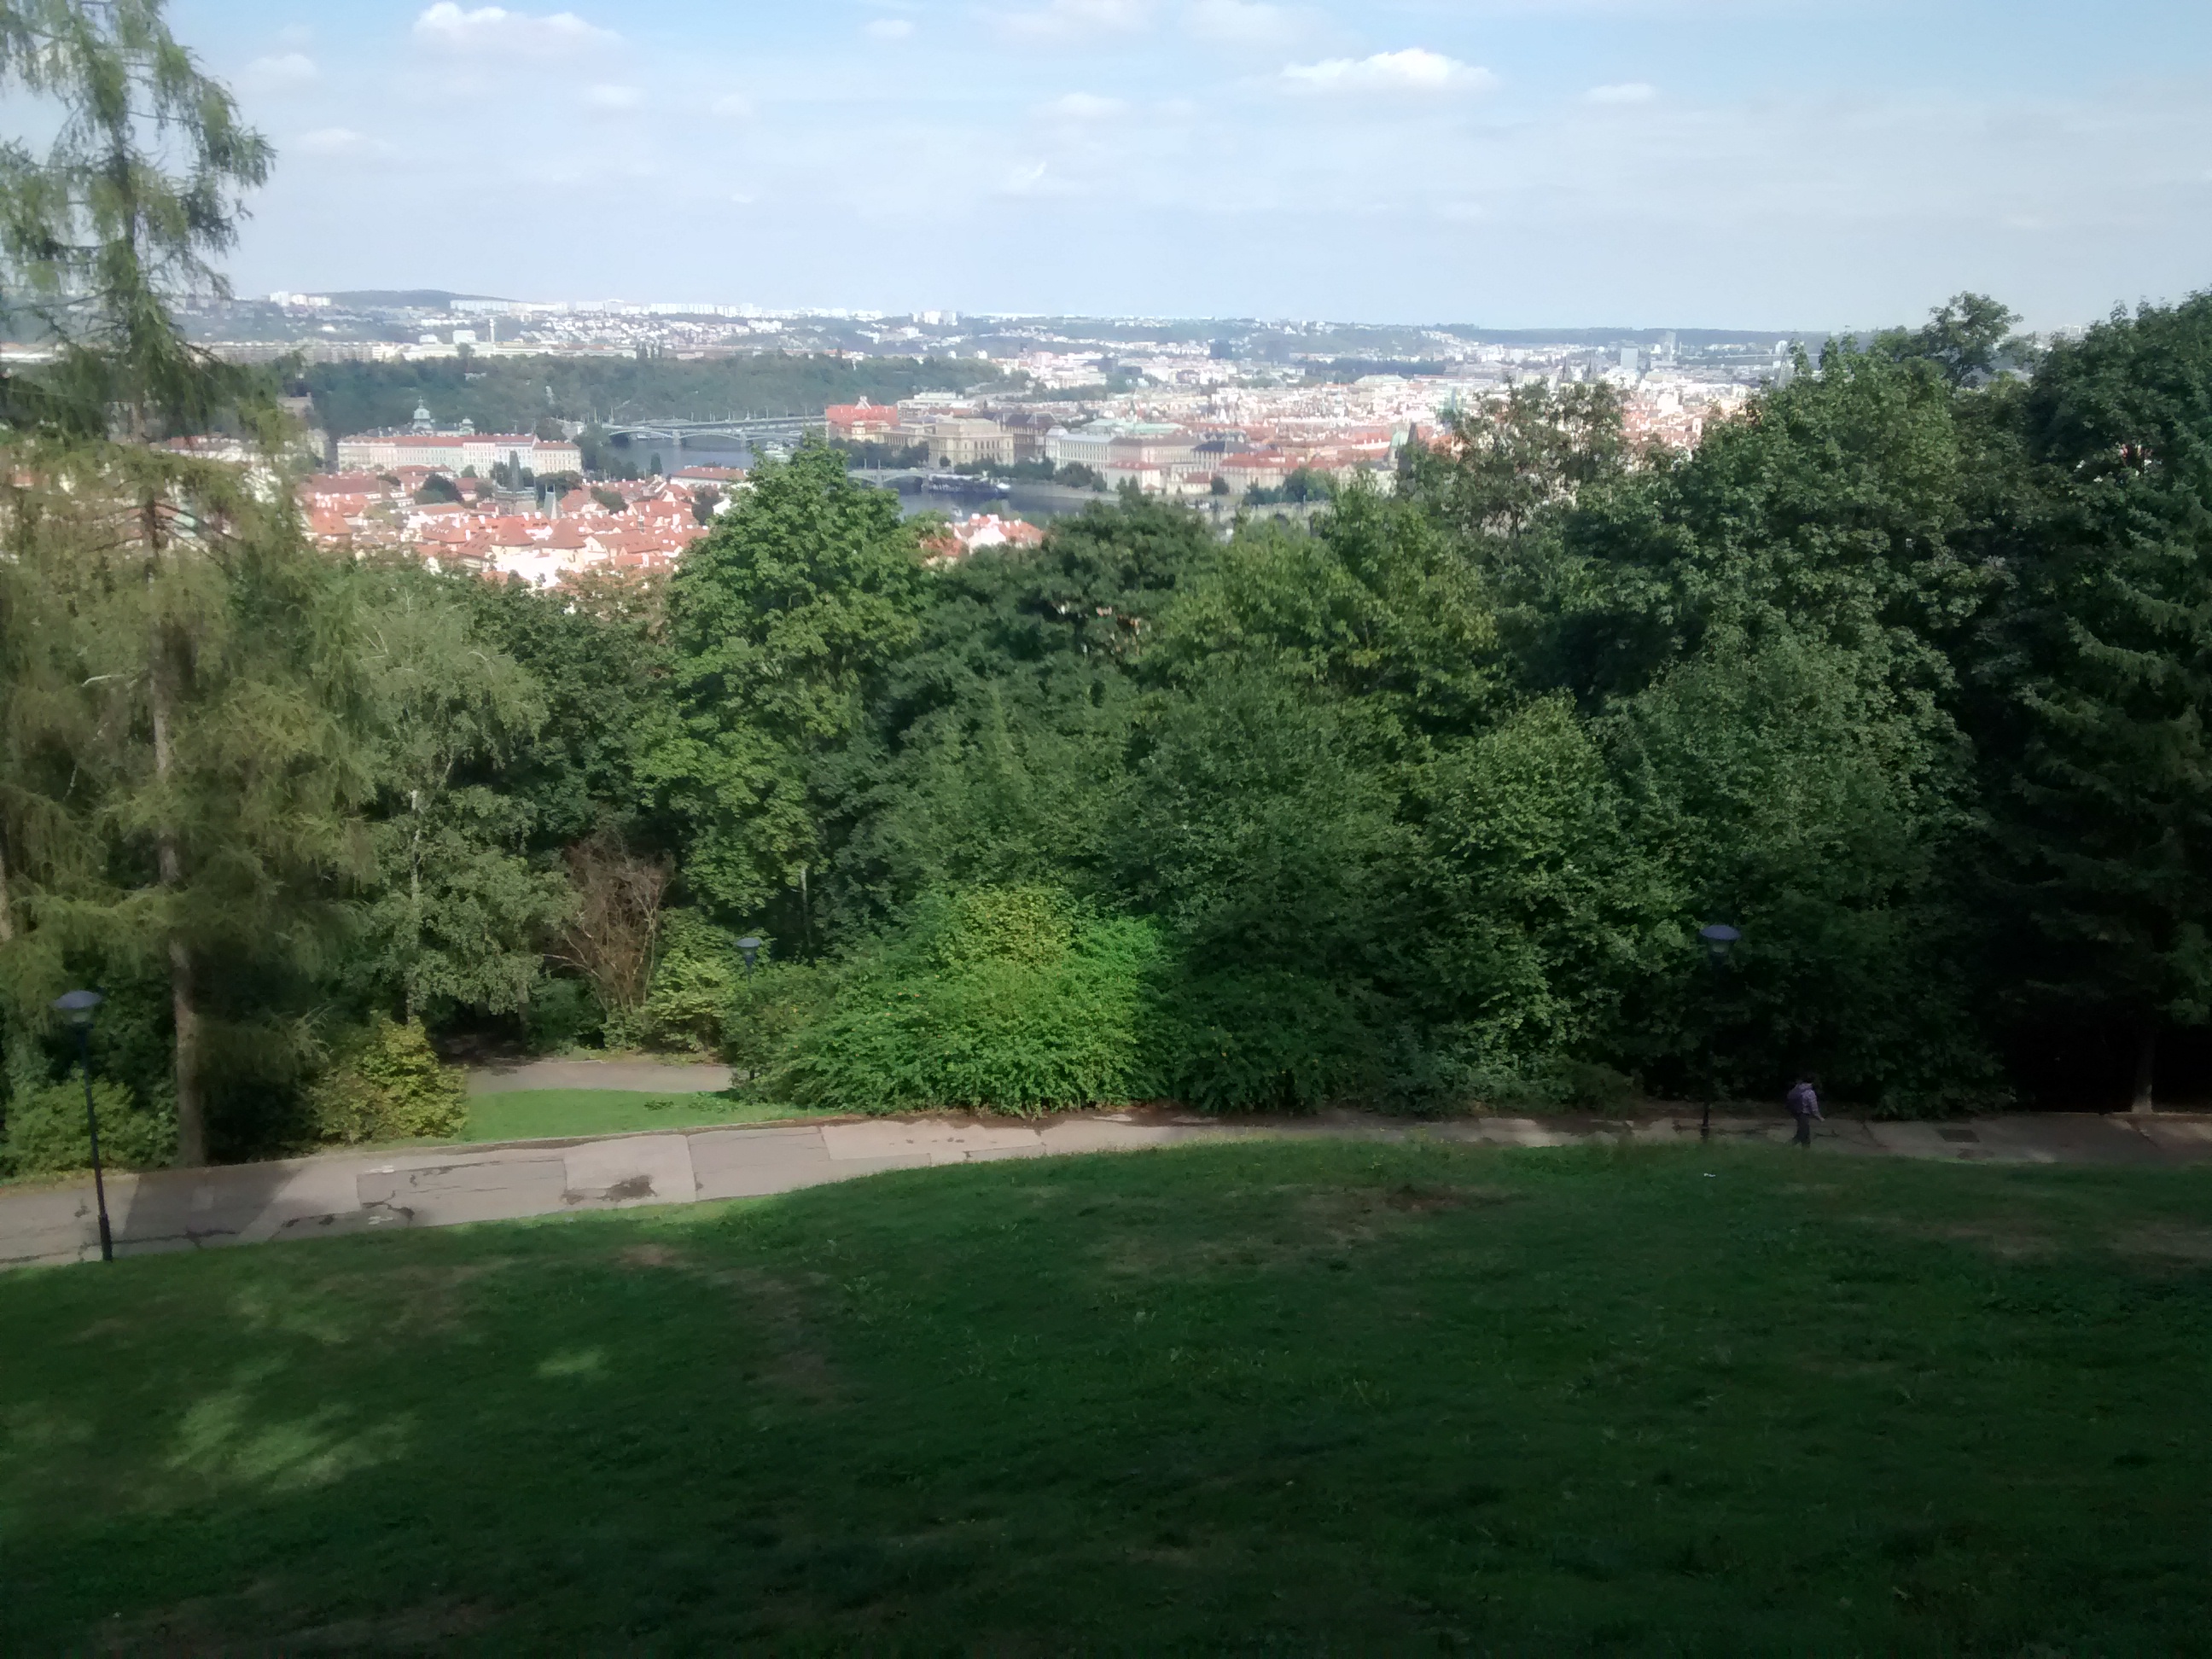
<box><xmin>736</xmin><ymin>935</ymin><xmax>763</xmax><ymax>968</ymax></box>
<box><xmin>1698</xmin><ymin>923</ymin><xmax>1742</xmax><ymax>965</ymax></box>
<box><xmin>51</xmin><ymin>988</ymin><xmax>105</xmax><ymax>1028</ymax></box>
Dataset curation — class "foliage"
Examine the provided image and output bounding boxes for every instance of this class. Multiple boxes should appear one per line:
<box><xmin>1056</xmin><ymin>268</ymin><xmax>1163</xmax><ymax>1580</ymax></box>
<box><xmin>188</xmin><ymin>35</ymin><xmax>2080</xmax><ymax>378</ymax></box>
<box><xmin>306</xmin><ymin>1016</ymin><xmax>466</xmax><ymax>1145</ymax></box>
<box><xmin>775</xmin><ymin>885</ymin><xmax>1163</xmax><ymax>1115</ymax></box>
<box><xmin>652</xmin><ymin>443</ymin><xmax>926</xmax><ymax>927</ymax></box>
<box><xmin>634</xmin><ymin>911</ymin><xmax>742</xmax><ymax>1053</ymax></box>
<box><xmin>1977</xmin><ymin>293</ymin><xmax>2212</xmax><ymax>1099</ymax></box>
<box><xmin>719</xmin><ymin>958</ymin><xmax>832</xmax><ymax>1075</ymax></box>
<box><xmin>351</xmin><ymin>564</ymin><xmax>565</xmax><ymax>1026</ymax></box>
<box><xmin>0</xmin><ymin>1071</ymin><xmax>172</xmax><ymax>1174</ymax></box>
<box><xmin>523</xmin><ymin>976</ymin><xmax>602</xmax><ymax>1054</ymax></box>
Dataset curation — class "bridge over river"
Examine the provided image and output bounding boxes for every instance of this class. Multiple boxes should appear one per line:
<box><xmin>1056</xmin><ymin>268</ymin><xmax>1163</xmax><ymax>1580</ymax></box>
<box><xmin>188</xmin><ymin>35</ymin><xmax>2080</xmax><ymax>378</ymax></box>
<box><xmin>598</xmin><ymin>414</ymin><xmax>818</xmax><ymax>451</ymax></box>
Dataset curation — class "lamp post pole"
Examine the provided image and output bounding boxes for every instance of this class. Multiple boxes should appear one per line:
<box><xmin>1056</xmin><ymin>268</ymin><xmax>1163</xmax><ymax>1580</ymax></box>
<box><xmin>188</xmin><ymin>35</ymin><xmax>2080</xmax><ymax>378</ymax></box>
<box><xmin>1697</xmin><ymin>926</ymin><xmax>1740</xmax><ymax>1141</ymax></box>
<box><xmin>51</xmin><ymin>990</ymin><xmax>111</xmax><ymax>1263</ymax></box>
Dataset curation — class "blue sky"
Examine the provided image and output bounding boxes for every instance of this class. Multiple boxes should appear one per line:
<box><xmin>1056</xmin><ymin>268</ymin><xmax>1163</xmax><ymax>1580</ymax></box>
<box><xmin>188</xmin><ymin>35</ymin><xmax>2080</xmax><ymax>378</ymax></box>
<box><xmin>172</xmin><ymin>0</ymin><xmax>2212</xmax><ymax>330</ymax></box>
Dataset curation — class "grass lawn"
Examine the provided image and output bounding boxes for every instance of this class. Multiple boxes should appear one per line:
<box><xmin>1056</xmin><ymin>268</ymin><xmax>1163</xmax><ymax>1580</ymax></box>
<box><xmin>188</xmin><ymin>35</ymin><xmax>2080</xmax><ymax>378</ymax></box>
<box><xmin>458</xmin><ymin>1088</ymin><xmax>835</xmax><ymax>1144</ymax></box>
<box><xmin>3</xmin><ymin>1141</ymin><xmax>2208</xmax><ymax>1651</ymax></box>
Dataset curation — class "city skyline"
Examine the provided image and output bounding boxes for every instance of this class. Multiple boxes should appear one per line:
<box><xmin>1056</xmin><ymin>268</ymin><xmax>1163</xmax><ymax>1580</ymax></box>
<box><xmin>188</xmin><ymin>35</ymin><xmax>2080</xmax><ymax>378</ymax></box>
<box><xmin>172</xmin><ymin>0</ymin><xmax>2212</xmax><ymax>332</ymax></box>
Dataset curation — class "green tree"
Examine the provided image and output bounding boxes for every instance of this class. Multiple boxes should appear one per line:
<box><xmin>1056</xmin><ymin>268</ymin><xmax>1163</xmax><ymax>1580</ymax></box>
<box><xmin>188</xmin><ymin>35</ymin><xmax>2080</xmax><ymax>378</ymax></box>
<box><xmin>0</xmin><ymin>0</ymin><xmax>273</xmax><ymax>438</ymax></box>
<box><xmin>653</xmin><ymin>445</ymin><xmax>926</xmax><ymax>939</ymax></box>
<box><xmin>1878</xmin><ymin>292</ymin><xmax>2027</xmax><ymax>387</ymax></box>
<box><xmin>353</xmin><ymin>567</ymin><xmax>567</xmax><ymax>1026</ymax></box>
<box><xmin>821</xmin><ymin>494</ymin><xmax>1214</xmax><ymax>929</ymax></box>
<box><xmin>0</xmin><ymin>4</ymin><xmax>376</xmax><ymax>1163</ymax></box>
<box><xmin>1402</xmin><ymin>381</ymin><xmax>1625</xmax><ymax>541</ymax></box>
<box><xmin>1982</xmin><ymin>294</ymin><xmax>2212</xmax><ymax>1109</ymax></box>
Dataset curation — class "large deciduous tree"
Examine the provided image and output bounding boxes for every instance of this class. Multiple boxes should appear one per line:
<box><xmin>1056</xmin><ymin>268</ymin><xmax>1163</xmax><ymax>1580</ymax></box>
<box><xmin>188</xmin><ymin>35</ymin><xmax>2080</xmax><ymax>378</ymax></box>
<box><xmin>652</xmin><ymin>445</ymin><xmax>926</xmax><ymax>942</ymax></box>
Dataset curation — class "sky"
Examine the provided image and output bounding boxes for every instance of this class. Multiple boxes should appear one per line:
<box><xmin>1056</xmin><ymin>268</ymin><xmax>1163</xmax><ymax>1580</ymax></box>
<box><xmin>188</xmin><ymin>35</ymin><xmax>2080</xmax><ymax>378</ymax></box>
<box><xmin>168</xmin><ymin>0</ymin><xmax>2212</xmax><ymax>331</ymax></box>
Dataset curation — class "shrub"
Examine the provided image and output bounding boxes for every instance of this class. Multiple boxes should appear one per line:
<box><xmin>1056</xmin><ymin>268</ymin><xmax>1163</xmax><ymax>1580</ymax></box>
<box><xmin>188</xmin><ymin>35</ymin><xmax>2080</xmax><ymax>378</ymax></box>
<box><xmin>1148</xmin><ymin>967</ymin><xmax>1380</xmax><ymax>1114</ymax></box>
<box><xmin>777</xmin><ymin>885</ymin><xmax>1163</xmax><ymax>1115</ymax></box>
<box><xmin>638</xmin><ymin>954</ymin><xmax>730</xmax><ymax>1051</ymax></box>
<box><xmin>308</xmin><ymin>1017</ymin><xmax>468</xmax><ymax>1145</ymax></box>
<box><xmin>1</xmin><ymin>1074</ymin><xmax>175</xmax><ymax>1175</ymax></box>
<box><xmin>720</xmin><ymin>960</ymin><xmax>832</xmax><ymax>1077</ymax></box>
<box><xmin>525</xmin><ymin>976</ymin><xmax>604</xmax><ymax>1053</ymax></box>
<box><xmin>637</xmin><ymin>913</ymin><xmax>742</xmax><ymax>1052</ymax></box>
<box><xmin>1457</xmin><ymin>1056</ymin><xmax>1641</xmax><ymax>1115</ymax></box>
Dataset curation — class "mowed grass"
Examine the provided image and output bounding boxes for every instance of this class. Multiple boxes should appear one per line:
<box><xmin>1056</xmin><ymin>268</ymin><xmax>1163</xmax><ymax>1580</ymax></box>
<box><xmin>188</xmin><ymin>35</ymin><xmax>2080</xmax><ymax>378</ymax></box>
<box><xmin>458</xmin><ymin>1087</ymin><xmax>835</xmax><ymax>1144</ymax></box>
<box><xmin>3</xmin><ymin>1142</ymin><xmax>2209</xmax><ymax>1652</ymax></box>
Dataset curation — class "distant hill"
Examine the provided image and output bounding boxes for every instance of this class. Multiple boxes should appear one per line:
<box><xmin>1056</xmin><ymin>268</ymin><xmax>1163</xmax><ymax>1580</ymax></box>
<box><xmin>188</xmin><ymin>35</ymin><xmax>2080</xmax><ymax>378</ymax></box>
<box><xmin>318</xmin><ymin>290</ymin><xmax>508</xmax><ymax>311</ymax></box>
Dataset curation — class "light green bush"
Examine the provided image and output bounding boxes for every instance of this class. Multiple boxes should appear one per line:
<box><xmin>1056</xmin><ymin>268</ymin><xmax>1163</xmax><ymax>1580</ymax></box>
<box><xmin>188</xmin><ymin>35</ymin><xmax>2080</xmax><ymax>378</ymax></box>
<box><xmin>777</xmin><ymin>885</ymin><xmax>1163</xmax><ymax>1115</ymax></box>
<box><xmin>309</xmin><ymin>1017</ymin><xmax>468</xmax><ymax>1144</ymax></box>
<box><xmin>1</xmin><ymin>1074</ymin><xmax>175</xmax><ymax>1175</ymax></box>
<box><xmin>637</xmin><ymin>911</ymin><xmax>743</xmax><ymax>1052</ymax></box>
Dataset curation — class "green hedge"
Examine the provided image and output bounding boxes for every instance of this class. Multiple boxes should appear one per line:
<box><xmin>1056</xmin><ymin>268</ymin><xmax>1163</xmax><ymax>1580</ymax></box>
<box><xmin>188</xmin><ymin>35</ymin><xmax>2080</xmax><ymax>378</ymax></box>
<box><xmin>1</xmin><ymin>1074</ymin><xmax>176</xmax><ymax>1176</ymax></box>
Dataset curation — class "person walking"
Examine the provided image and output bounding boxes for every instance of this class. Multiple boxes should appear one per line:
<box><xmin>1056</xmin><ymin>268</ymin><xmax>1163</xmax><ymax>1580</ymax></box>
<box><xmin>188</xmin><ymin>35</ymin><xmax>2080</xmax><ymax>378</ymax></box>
<box><xmin>1786</xmin><ymin>1075</ymin><xmax>1822</xmax><ymax>1146</ymax></box>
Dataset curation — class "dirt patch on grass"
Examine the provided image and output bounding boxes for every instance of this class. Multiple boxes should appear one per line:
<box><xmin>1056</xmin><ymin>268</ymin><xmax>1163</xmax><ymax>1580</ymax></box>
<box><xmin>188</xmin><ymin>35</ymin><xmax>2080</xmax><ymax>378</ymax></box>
<box><xmin>1093</xmin><ymin>1180</ymin><xmax>1519</xmax><ymax>1280</ymax></box>
<box><xmin>1858</xmin><ymin>1216</ymin><xmax>2058</xmax><ymax>1260</ymax></box>
<box><xmin>102</xmin><ymin>1595</ymin><xmax>498</xmax><ymax>1654</ymax></box>
<box><xmin>618</xmin><ymin>1242</ymin><xmax>687</xmax><ymax>1269</ymax></box>
<box><xmin>2114</xmin><ymin>1223</ymin><xmax>2212</xmax><ymax>1263</ymax></box>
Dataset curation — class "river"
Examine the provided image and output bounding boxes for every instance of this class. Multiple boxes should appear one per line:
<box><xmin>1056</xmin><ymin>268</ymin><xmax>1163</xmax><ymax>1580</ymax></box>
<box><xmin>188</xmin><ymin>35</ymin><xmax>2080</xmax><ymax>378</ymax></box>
<box><xmin>631</xmin><ymin>440</ymin><xmax>1121</xmax><ymax>526</ymax></box>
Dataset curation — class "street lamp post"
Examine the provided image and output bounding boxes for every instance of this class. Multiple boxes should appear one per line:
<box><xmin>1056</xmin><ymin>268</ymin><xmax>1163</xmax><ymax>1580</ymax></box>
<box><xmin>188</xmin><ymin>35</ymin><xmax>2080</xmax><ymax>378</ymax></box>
<box><xmin>1697</xmin><ymin>925</ymin><xmax>1741</xmax><ymax>1140</ymax></box>
<box><xmin>736</xmin><ymin>936</ymin><xmax>763</xmax><ymax>981</ymax></box>
<box><xmin>50</xmin><ymin>989</ymin><xmax>112</xmax><ymax>1263</ymax></box>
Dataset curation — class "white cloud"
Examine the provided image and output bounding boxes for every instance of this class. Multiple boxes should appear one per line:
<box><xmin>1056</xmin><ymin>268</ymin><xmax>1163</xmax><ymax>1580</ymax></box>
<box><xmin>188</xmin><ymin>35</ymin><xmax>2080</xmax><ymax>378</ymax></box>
<box><xmin>1037</xmin><ymin>91</ymin><xmax>1126</xmax><ymax>119</ymax></box>
<box><xmin>411</xmin><ymin>4</ymin><xmax>616</xmax><ymax>55</ymax></box>
<box><xmin>1002</xmin><ymin>0</ymin><xmax>1153</xmax><ymax>43</ymax></box>
<box><xmin>1586</xmin><ymin>81</ymin><xmax>1656</xmax><ymax>103</ymax></box>
<box><xmin>1281</xmin><ymin>49</ymin><xmax>1495</xmax><ymax>95</ymax></box>
<box><xmin>864</xmin><ymin>18</ymin><xmax>915</xmax><ymax>39</ymax></box>
<box><xmin>712</xmin><ymin>92</ymin><xmax>754</xmax><ymax>119</ymax></box>
<box><xmin>245</xmin><ymin>52</ymin><xmax>318</xmax><ymax>88</ymax></box>
<box><xmin>1185</xmin><ymin>0</ymin><xmax>1301</xmax><ymax>44</ymax></box>
<box><xmin>584</xmin><ymin>83</ymin><xmax>642</xmax><ymax>110</ymax></box>
<box><xmin>296</xmin><ymin>126</ymin><xmax>389</xmax><ymax>156</ymax></box>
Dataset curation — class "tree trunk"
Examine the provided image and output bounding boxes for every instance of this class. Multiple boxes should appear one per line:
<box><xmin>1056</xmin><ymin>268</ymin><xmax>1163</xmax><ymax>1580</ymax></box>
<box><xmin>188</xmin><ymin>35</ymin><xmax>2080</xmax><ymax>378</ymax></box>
<box><xmin>2131</xmin><ymin>1023</ymin><xmax>2157</xmax><ymax>1115</ymax></box>
<box><xmin>406</xmin><ymin>789</ymin><xmax>423</xmax><ymax>1026</ymax></box>
<box><xmin>147</xmin><ymin>498</ymin><xmax>207</xmax><ymax>1166</ymax></box>
<box><xmin>0</xmin><ymin>835</ymin><xmax>14</xmax><ymax>945</ymax></box>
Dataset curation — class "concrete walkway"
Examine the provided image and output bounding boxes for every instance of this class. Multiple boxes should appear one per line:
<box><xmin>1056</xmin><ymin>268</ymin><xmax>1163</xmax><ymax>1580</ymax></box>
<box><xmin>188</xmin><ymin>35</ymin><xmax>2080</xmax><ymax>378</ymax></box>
<box><xmin>4</xmin><ymin>1108</ymin><xmax>2209</xmax><ymax>1269</ymax></box>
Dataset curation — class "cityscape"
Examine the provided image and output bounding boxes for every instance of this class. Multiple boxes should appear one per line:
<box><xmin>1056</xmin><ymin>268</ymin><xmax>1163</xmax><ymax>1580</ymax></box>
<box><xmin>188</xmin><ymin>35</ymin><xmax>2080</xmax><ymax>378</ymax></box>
<box><xmin>146</xmin><ymin>290</ymin><xmax>1795</xmax><ymax>585</ymax></box>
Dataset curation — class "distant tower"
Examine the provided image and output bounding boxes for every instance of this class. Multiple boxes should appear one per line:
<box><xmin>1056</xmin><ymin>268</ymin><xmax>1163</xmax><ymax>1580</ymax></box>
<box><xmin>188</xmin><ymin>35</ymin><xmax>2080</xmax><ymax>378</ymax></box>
<box><xmin>1619</xmin><ymin>345</ymin><xmax>1640</xmax><ymax>377</ymax></box>
<box><xmin>410</xmin><ymin>401</ymin><xmax>434</xmax><ymax>434</ymax></box>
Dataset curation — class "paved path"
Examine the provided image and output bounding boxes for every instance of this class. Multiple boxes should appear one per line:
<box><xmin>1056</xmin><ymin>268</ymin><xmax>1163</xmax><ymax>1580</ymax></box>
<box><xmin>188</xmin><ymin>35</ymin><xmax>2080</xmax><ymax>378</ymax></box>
<box><xmin>4</xmin><ymin>1108</ymin><xmax>2209</xmax><ymax>1269</ymax></box>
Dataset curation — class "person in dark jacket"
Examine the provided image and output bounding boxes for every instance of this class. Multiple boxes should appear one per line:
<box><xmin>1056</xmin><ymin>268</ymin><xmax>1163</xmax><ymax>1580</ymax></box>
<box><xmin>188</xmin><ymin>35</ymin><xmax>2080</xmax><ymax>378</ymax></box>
<box><xmin>1786</xmin><ymin>1076</ymin><xmax>1821</xmax><ymax>1146</ymax></box>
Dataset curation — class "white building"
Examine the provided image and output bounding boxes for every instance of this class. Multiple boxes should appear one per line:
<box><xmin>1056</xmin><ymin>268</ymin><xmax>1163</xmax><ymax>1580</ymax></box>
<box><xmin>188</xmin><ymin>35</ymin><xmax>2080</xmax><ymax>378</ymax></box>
<box><xmin>335</xmin><ymin>431</ymin><xmax>584</xmax><ymax>475</ymax></box>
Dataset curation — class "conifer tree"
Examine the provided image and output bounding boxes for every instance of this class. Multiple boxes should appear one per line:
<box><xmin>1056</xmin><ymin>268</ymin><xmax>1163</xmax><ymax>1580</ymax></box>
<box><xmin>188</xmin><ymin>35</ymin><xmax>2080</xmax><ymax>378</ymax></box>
<box><xmin>0</xmin><ymin>2</ymin><xmax>370</xmax><ymax>1162</ymax></box>
<box><xmin>1988</xmin><ymin>295</ymin><xmax>2212</xmax><ymax>1109</ymax></box>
